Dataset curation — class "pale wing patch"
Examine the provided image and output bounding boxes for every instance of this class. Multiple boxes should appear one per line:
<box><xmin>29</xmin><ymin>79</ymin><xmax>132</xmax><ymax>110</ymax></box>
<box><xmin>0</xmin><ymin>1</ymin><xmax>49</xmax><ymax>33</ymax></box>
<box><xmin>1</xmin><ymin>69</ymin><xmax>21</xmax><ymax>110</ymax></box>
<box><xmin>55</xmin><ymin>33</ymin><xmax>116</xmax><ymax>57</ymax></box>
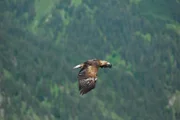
<box><xmin>73</xmin><ymin>64</ymin><xmax>84</xmax><ymax>69</ymax></box>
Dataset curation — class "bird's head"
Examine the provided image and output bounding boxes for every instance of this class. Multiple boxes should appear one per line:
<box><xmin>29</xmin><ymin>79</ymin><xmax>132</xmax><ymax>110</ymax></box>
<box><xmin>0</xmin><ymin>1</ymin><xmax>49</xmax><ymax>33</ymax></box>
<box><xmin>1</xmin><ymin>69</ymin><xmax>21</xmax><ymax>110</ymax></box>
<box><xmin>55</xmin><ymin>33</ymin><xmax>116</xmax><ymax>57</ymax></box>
<box><xmin>98</xmin><ymin>60</ymin><xmax>112</xmax><ymax>68</ymax></box>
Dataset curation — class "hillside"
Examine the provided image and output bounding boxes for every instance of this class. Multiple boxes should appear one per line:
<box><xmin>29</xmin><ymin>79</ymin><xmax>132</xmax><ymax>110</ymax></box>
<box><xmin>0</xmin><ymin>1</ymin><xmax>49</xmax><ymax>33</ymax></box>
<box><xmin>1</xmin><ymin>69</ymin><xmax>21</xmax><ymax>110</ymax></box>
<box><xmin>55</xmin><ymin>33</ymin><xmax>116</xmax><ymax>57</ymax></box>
<box><xmin>0</xmin><ymin>0</ymin><xmax>180</xmax><ymax>120</ymax></box>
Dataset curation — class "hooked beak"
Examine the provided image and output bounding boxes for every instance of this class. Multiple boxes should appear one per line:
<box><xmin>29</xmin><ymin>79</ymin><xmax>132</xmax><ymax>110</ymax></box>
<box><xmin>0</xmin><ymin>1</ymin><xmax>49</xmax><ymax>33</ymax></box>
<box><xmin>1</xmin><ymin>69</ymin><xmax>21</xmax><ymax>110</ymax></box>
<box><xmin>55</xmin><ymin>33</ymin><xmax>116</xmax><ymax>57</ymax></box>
<box><xmin>107</xmin><ymin>62</ymin><xmax>112</xmax><ymax>68</ymax></box>
<box><xmin>100</xmin><ymin>62</ymin><xmax>112</xmax><ymax>68</ymax></box>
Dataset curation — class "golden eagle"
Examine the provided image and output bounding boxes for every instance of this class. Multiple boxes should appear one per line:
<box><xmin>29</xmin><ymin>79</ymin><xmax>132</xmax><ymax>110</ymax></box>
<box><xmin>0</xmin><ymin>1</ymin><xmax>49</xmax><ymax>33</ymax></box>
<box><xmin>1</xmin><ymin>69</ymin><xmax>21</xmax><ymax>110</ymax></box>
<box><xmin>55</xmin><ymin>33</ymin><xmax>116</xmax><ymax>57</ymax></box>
<box><xmin>73</xmin><ymin>59</ymin><xmax>112</xmax><ymax>95</ymax></box>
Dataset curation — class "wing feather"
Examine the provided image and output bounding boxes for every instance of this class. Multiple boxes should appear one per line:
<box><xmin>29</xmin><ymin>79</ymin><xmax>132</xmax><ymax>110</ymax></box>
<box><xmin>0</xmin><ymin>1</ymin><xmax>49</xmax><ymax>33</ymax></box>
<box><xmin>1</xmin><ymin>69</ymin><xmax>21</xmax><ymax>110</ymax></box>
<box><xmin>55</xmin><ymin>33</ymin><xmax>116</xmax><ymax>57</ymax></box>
<box><xmin>77</xmin><ymin>61</ymin><xmax>98</xmax><ymax>95</ymax></box>
<box><xmin>79</xmin><ymin>78</ymin><xmax>97</xmax><ymax>95</ymax></box>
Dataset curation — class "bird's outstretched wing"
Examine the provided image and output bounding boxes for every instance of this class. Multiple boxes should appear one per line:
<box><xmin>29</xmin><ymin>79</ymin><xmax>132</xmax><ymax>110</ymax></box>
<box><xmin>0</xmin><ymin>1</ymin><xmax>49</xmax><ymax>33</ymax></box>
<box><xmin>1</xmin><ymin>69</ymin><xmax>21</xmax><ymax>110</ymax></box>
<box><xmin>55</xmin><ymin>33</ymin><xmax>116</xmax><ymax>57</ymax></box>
<box><xmin>77</xmin><ymin>61</ymin><xmax>98</xmax><ymax>95</ymax></box>
<box><xmin>78</xmin><ymin>77</ymin><xmax>97</xmax><ymax>95</ymax></box>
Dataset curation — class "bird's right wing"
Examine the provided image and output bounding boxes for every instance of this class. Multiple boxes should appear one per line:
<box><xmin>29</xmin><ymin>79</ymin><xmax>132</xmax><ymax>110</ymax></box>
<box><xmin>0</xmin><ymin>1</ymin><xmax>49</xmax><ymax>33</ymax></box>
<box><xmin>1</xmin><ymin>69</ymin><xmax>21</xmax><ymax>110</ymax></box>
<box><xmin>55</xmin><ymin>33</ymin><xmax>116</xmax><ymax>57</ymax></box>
<box><xmin>78</xmin><ymin>77</ymin><xmax>97</xmax><ymax>95</ymax></box>
<box><xmin>77</xmin><ymin>62</ymin><xmax>97</xmax><ymax>95</ymax></box>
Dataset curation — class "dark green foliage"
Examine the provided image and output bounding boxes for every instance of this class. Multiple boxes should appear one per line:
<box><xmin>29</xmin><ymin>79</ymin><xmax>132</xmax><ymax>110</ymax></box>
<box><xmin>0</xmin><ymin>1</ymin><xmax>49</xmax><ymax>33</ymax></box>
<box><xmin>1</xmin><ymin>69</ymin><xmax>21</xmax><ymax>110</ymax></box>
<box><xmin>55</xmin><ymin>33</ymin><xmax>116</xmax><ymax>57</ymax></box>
<box><xmin>0</xmin><ymin>0</ymin><xmax>180</xmax><ymax>120</ymax></box>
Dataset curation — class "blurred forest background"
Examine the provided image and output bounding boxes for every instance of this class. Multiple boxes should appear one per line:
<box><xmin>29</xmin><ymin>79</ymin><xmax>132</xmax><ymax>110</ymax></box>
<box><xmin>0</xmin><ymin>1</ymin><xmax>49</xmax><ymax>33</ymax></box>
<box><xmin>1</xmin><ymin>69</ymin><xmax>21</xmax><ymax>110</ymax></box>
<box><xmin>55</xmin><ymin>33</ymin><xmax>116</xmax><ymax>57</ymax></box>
<box><xmin>0</xmin><ymin>0</ymin><xmax>180</xmax><ymax>120</ymax></box>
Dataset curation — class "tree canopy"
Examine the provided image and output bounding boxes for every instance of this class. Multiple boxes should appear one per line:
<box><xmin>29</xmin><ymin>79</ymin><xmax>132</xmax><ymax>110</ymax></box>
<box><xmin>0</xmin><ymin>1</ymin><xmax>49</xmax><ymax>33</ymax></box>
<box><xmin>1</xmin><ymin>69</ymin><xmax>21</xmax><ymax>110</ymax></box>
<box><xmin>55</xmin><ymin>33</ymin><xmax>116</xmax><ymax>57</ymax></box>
<box><xmin>0</xmin><ymin>0</ymin><xmax>180</xmax><ymax>120</ymax></box>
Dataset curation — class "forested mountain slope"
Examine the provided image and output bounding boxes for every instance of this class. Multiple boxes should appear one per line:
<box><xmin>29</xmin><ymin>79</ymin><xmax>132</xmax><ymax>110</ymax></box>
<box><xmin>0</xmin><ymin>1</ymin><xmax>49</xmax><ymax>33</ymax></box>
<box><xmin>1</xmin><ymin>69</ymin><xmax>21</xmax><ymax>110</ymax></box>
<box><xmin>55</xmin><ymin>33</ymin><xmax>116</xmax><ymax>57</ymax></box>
<box><xmin>0</xmin><ymin>0</ymin><xmax>180</xmax><ymax>120</ymax></box>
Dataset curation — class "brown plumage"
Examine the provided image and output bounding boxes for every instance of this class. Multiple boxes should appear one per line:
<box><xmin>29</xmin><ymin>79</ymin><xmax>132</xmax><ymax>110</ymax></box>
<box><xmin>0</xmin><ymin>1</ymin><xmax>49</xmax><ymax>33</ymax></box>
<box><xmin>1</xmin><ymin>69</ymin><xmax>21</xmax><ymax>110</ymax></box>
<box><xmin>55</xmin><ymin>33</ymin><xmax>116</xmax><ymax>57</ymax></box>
<box><xmin>73</xmin><ymin>59</ymin><xmax>112</xmax><ymax>95</ymax></box>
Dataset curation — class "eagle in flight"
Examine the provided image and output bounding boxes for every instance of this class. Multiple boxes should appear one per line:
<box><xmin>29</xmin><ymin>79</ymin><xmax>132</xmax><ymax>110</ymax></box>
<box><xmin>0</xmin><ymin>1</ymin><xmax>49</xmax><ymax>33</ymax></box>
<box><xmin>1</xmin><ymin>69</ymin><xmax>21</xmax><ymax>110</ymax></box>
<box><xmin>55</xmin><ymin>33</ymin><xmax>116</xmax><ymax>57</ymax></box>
<box><xmin>73</xmin><ymin>59</ymin><xmax>112</xmax><ymax>95</ymax></box>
